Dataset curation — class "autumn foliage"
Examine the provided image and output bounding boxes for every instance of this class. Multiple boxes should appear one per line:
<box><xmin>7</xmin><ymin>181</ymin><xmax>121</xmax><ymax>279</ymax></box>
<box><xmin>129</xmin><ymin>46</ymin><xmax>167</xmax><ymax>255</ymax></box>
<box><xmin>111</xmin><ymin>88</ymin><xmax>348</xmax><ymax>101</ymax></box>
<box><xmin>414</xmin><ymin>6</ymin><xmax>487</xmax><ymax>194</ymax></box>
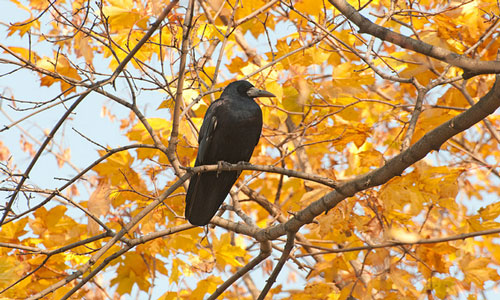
<box><xmin>2</xmin><ymin>0</ymin><xmax>500</xmax><ymax>299</ymax></box>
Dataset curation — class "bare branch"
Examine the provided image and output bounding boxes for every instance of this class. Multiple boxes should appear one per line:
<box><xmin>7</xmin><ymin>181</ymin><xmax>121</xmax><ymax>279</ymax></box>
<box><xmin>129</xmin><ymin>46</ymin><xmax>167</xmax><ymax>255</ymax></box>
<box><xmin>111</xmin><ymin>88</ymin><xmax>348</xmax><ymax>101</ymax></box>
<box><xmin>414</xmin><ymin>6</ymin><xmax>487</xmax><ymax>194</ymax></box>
<box><xmin>257</xmin><ymin>231</ymin><xmax>295</xmax><ymax>300</ymax></box>
<box><xmin>166</xmin><ymin>0</ymin><xmax>195</xmax><ymax>179</ymax></box>
<box><xmin>183</xmin><ymin>162</ymin><xmax>338</xmax><ymax>188</ymax></box>
<box><xmin>295</xmin><ymin>226</ymin><xmax>500</xmax><ymax>256</ymax></box>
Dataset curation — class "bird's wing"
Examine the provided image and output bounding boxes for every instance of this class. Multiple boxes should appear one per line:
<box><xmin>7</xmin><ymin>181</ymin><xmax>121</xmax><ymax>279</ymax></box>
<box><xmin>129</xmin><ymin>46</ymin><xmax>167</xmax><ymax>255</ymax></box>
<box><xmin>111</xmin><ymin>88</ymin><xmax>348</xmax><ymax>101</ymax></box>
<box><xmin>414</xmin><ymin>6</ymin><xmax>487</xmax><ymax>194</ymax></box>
<box><xmin>196</xmin><ymin>100</ymin><xmax>222</xmax><ymax>165</ymax></box>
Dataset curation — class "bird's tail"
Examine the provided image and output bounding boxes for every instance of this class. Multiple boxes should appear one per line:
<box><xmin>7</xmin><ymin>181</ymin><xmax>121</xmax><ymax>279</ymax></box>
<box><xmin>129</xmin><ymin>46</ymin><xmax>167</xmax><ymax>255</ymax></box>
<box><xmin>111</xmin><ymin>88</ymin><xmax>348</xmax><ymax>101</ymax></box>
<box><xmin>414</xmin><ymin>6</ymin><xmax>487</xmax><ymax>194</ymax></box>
<box><xmin>185</xmin><ymin>171</ymin><xmax>239</xmax><ymax>226</ymax></box>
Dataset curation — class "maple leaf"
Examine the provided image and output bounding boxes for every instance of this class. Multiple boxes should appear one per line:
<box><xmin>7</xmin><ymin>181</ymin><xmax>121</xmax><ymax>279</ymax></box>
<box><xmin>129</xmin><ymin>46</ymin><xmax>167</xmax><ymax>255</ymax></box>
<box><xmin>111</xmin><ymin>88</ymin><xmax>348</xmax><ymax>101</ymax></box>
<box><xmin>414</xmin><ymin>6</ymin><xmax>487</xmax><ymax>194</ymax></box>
<box><xmin>2</xmin><ymin>0</ymin><xmax>500</xmax><ymax>299</ymax></box>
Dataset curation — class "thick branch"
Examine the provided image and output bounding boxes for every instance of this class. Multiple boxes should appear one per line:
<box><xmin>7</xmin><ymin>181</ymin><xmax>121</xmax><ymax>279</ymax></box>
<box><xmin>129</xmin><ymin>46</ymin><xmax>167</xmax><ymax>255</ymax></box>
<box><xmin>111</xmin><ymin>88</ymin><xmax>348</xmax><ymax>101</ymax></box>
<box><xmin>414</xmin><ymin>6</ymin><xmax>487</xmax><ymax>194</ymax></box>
<box><xmin>254</xmin><ymin>73</ymin><xmax>500</xmax><ymax>241</ymax></box>
<box><xmin>328</xmin><ymin>0</ymin><xmax>500</xmax><ymax>78</ymax></box>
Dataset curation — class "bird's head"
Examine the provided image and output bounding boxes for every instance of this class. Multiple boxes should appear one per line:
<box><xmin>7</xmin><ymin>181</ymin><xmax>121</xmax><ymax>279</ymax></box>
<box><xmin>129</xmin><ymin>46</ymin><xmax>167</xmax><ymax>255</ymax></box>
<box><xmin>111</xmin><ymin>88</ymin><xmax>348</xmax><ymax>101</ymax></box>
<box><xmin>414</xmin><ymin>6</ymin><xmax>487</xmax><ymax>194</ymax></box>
<box><xmin>222</xmin><ymin>80</ymin><xmax>276</xmax><ymax>99</ymax></box>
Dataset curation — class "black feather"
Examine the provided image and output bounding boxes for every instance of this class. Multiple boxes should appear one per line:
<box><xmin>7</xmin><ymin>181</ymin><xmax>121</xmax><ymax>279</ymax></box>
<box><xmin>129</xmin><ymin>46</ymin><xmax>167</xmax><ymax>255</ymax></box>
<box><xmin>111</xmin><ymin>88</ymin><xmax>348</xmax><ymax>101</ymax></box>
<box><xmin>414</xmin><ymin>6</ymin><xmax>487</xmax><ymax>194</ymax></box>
<box><xmin>185</xmin><ymin>80</ymin><xmax>275</xmax><ymax>226</ymax></box>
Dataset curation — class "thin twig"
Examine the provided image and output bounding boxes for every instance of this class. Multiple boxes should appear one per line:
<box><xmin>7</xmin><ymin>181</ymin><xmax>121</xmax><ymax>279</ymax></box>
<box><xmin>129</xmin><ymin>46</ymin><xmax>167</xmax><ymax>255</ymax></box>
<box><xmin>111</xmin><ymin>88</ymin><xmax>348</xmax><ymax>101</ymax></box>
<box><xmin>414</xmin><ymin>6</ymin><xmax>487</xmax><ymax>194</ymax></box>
<box><xmin>257</xmin><ymin>231</ymin><xmax>295</xmax><ymax>300</ymax></box>
<box><xmin>167</xmin><ymin>0</ymin><xmax>195</xmax><ymax>179</ymax></box>
<box><xmin>401</xmin><ymin>84</ymin><xmax>427</xmax><ymax>150</ymax></box>
<box><xmin>295</xmin><ymin>226</ymin><xmax>500</xmax><ymax>256</ymax></box>
<box><xmin>207</xmin><ymin>241</ymin><xmax>272</xmax><ymax>300</ymax></box>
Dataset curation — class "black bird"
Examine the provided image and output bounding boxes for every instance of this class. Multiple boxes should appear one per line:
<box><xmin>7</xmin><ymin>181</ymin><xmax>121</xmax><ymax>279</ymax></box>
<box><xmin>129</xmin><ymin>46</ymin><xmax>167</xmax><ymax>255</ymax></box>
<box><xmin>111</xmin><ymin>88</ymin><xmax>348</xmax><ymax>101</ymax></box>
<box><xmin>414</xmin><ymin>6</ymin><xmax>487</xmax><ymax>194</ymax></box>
<box><xmin>185</xmin><ymin>80</ymin><xmax>276</xmax><ymax>226</ymax></box>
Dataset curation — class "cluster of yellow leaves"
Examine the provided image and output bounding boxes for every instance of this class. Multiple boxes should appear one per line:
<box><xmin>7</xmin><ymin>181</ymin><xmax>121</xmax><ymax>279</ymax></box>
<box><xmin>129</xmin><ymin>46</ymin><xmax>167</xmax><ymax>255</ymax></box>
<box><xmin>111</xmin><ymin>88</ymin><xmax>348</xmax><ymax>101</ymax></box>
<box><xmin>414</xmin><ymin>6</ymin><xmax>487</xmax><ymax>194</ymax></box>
<box><xmin>7</xmin><ymin>46</ymin><xmax>82</xmax><ymax>95</ymax></box>
<box><xmin>3</xmin><ymin>0</ymin><xmax>500</xmax><ymax>298</ymax></box>
<box><xmin>110</xmin><ymin>251</ymin><xmax>168</xmax><ymax>294</ymax></box>
<box><xmin>0</xmin><ymin>207</ymin><xmax>92</xmax><ymax>298</ymax></box>
<box><xmin>300</xmin><ymin>158</ymin><xmax>497</xmax><ymax>299</ymax></box>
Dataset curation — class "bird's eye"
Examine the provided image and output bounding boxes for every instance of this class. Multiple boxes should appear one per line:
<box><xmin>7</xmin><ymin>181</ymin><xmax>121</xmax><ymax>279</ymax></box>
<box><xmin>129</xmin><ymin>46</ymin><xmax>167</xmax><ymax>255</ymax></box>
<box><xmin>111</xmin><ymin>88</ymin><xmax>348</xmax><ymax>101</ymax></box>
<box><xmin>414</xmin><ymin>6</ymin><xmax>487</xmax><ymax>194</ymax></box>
<box><xmin>237</xmin><ymin>85</ymin><xmax>250</xmax><ymax>95</ymax></box>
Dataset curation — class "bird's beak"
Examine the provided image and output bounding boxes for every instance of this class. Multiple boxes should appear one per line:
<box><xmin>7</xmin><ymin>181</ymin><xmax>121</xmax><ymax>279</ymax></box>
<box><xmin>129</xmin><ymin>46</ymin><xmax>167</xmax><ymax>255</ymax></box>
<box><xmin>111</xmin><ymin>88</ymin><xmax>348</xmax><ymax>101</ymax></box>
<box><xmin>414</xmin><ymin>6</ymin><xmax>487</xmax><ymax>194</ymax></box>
<box><xmin>247</xmin><ymin>87</ymin><xmax>276</xmax><ymax>98</ymax></box>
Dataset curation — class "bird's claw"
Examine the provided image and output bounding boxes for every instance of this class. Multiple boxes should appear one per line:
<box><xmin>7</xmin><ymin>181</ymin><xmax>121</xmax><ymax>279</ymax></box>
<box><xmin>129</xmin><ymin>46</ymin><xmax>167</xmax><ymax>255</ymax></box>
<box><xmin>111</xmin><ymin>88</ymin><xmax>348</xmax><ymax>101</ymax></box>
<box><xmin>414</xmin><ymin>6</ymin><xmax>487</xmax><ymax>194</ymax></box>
<box><xmin>217</xmin><ymin>161</ymin><xmax>232</xmax><ymax>177</ymax></box>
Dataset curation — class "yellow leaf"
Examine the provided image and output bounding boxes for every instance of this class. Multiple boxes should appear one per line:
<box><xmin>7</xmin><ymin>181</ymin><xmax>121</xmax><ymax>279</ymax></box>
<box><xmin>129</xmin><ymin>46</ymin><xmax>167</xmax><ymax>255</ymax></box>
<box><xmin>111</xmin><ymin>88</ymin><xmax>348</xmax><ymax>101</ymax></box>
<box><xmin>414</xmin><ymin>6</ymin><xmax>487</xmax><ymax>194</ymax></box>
<box><xmin>102</xmin><ymin>0</ymin><xmax>146</xmax><ymax>31</ymax></box>
<box><xmin>478</xmin><ymin>202</ymin><xmax>500</xmax><ymax>221</ymax></box>
<box><xmin>460</xmin><ymin>254</ymin><xmax>500</xmax><ymax>287</ymax></box>
<box><xmin>348</xmin><ymin>147</ymin><xmax>384</xmax><ymax>175</ymax></box>
<box><xmin>299</xmin><ymin>282</ymin><xmax>341</xmax><ymax>299</ymax></box>
<box><xmin>7</xmin><ymin>18</ymin><xmax>40</xmax><ymax>37</ymax></box>
<box><xmin>74</xmin><ymin>33</ymin><xmax>94</xmax><ymax>64</ymax></box>
<box><xmin>213</xmin><ymin>233</ymin><xmax>246</xmax><ymax>268</ymax></box>
<box><xmin>281</xmin><ymin>84</ymin><xmax>305</xmax><ymax>125</ymax></box>
<box><xmin>301</xmin><ymin>0</ymin><xmax>334</xmax><ymax>15</ymax></box>
<box><xmin>379</xmin><ymin>175</ymin><xmax>425</xmax><ymax>216</ymax></box>
<box><xmin>35</xmin><ymin>55</ymin><xmax>81</xmax><ymax>94</ymax></box>
<box><xmin>29</xmin><ymin>0</ymin><xmax>47</xmax><ymax>10</ymax></box>
<box><xmin>167</xmin><ymin>234</ymin><xmax>198</xmax><ymax>253</ymax></box>
<box><xmin>6</xmin><ymin>46</ymin><xmax>40</xmax><ymax>62</ymax></box>
<box><xmin>0</xmin><ymin>260</ymin><xmax>28</xmax><ymax>295</ymax></box>
<box><xmin>226</xmin><ymin>56</ymin><xmax>249</xmax><ymax>75</ymax></box>
<box><xmin>466</xmin><ymin>216</ymin><xmax>487</xmax><ymax>231</ymax></box>
<box><xmin>170</xmin><ymin>258</ymin><xmax>192</xmax><ymax>284</ymax></box>
<box><xmin>262</xmin><ymin>104</ymin><xmax>287</xmax><ymax>129</ymax></box>
<box><xmin>358</xmin><ymin>150</ymin><xmax>383</xmax><ymax>168</ymax></box>
<box><xmin>197</xmin><ymin>24</ymin><xmax>226</xmax><ymax>41</ymax></box>
<box><xmin>36</xmin><ymin>57</ymin><xmax>55</xmax><ymax>72</ymax></box>
<box><xmin>62</xmin><ymin>252</ymin><xmax>90</xmax><ymax>265</ymax></box>
<box><xmin>0</xmin><ymin>218</ymin><xmax>28</xmax><ymax>243</ymax></box>
<box><xmin>111</xmin><ymin>269</ymin><xmax>136</xmax><ymax>295</ymax></box>
<box><xmin>45</xmin><ymin>205</ymin><xmax>67</xmax><ymax>229</ymax></box>
<box><xmin>191</xmin><ymin>276</ymin><xmax>223</xmax><ymax>300</ymax></box>
<box><xmin>411</xmin><ymin>108</ymin><xmax>458</xmax><ymax>145</ymax></box>
<box><xmin>157</xmin><ymin>99</ymin><xmax>173</xmax><ymax>110</ymax></box>
<box><xmin>111</xmin><ymin>252</ymin><xmax>152</xmax><ymax>294</ymax></box>
<box><xmin>428</xmin><ymin>277</ymin><xmax>456</xmax><ymax>299</ymax></box>
<box><xmin>275</xmin><ymin>39</ymin><xmax>313</xmax><ymax>69</ymax></box>
<box><xmin>237</xmin><ymin>0</ymin><xmax>275</xmax><ymax>37</ymax></box>
<box><xmin>87</xmin><ymin>178</ymin><xmax>111</xmax><ymax>234</ymax></box>
<box><xmin>265</xmin><ymin>80</ymin><xmax>284</xmax><ymax>102</ymax></box>
<box><xmin>389</xmin><ymin>267</ymin><xmax>415</xmax><ymax>294</ymax></box>
<box><xmin>160</xmin><ymin>291</ymin><xmax>182</xmax><ymax>300</ymax></box>
<box><xmin>332</xmin><ymin>63</ymin><xmax>375</xmax><ymax>91</ymax></box>
<box><xmin>387</xmin><ymin>227</ymin><xmax>420</xmax><ymax>243</ymax></box>
<box><xmin>438</xmin><ymin>88</ymin><xmax>469</xmax><ymax>108</ymax></box>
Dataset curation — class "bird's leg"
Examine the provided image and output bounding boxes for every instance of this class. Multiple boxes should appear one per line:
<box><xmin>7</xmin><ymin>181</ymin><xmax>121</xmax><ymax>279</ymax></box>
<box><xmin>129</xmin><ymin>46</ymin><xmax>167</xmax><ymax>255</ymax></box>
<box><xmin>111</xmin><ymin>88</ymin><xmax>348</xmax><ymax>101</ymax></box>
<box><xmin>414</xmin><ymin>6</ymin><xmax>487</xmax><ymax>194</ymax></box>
<box><xmin>217</xmin><ymin>161</ymin><xmax>223</xmax><ymax>177</ymax></box>
<box><xmin>217</xmin><ymin>161</ymin><xmax>232</xmax><ymax>177</ymax></box>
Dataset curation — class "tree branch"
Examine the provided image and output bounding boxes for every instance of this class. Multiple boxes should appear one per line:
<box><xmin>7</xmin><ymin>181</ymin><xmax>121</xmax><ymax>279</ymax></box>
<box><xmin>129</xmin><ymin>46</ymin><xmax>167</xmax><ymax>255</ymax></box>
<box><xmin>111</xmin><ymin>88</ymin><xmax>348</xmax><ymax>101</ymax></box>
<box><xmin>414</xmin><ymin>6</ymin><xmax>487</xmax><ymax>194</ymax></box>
<box><xmin>257</xmin><ymin>231</ymin><xmax>295</xmax><ymax>300</ymax></box>
<box><xmin>26</xmin><ymin>171</ymin><xmax>191</xmax><ymax>299</ymax></box>
<box><xmin>207</xmin><ymin>241</ymin><xmax>272</xmax><ymax>300</ymax></box>
<box><xmin>295</xmin><ymin>226</ymin><xmax>500</xmax><ymax>256</ymax></box>
<box><xmin>0</xmin><ymin>0</ymin><xmax>180</xmax><ymax>226</ymax></box>
<box><xmin>254</xmin><ymin>71</ymin><xmax>500</xmax><ymax>242</ymax></box>
<box><xmin>328</xmin><ymin>0</ymin><xmax>500</xmax><ymax>78</ymax></box>
<box><xmin>167</xmin><ymin>0</ymin><xmax>195</xmax><ymax>178</ymax></box>
<box><xmin>2</xmin><ymin>144</ymin><xmax>157</xmax><ymax>225</ymax></box>
<box><xmin>183</xmin><ymin>163</ymin><xmax>338</xmax><ymax>188</ymax></box>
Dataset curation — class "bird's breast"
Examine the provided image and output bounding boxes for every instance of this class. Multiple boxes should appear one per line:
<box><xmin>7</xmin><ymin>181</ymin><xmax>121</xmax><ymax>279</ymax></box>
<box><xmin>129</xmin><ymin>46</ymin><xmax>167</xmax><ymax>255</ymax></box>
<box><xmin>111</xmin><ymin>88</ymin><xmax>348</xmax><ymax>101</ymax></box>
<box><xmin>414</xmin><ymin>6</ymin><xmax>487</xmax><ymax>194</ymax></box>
<box><xmin>211</xmin><ymin>102</ymin><xmax>262</xmax><ymax>163</ymax></box>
